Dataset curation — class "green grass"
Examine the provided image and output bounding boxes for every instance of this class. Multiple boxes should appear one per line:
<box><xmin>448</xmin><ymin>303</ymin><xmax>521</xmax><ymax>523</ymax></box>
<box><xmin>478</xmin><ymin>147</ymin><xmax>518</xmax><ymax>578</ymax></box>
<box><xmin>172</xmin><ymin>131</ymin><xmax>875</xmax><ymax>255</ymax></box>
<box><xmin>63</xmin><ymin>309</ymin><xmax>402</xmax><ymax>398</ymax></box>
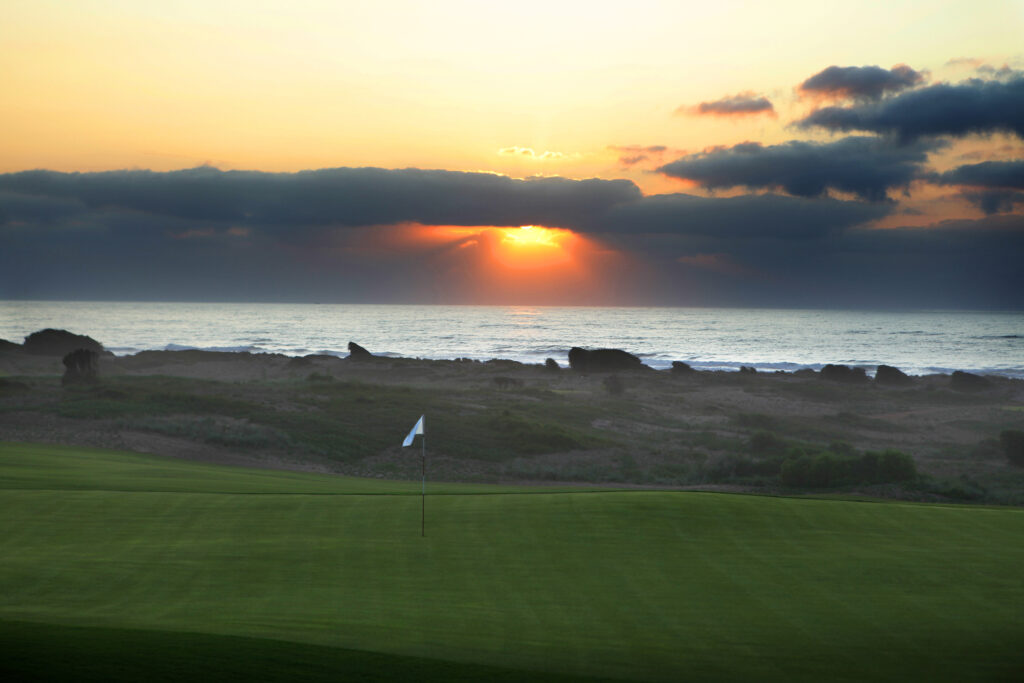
<box><xmin>2</xmin><ymin>442</ymin><xmax>1023</xmax><ymax>682</ymax></box>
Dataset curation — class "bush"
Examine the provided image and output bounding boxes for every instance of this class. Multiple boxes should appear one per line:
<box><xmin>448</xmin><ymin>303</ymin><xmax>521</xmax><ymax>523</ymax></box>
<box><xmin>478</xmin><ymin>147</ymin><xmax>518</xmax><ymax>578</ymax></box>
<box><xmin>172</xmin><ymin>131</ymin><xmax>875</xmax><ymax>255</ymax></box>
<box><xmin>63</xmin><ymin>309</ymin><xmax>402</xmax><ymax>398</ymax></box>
<box><xmin>1002</xmin><ymin>430</ymin><xmax>1024</xmax><ymax>466</ymax></box>
<box><xmin>781</xmin><ymin>447</ymin><xmax>916</xmax><ymax>488</ymax></box>
<box><xmin>877</xmin><ymin>449</ymin><xmax>917</xmax><ymax>482</ymax></box>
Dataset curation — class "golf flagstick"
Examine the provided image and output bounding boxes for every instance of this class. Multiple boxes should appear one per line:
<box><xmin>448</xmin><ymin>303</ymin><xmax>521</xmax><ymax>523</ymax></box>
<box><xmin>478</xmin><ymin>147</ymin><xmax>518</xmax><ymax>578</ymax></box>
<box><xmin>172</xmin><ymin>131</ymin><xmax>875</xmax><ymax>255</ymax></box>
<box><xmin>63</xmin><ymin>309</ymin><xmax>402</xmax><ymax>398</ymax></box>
<box><xmin>402</xmin><ymin>415</ymin><xmax>426</xmax><ymax>536</ymax></box>
<box><xmin>421</xmin><ymin>432</ymin><xmax>426</xmax><ymax>538</ymax></box>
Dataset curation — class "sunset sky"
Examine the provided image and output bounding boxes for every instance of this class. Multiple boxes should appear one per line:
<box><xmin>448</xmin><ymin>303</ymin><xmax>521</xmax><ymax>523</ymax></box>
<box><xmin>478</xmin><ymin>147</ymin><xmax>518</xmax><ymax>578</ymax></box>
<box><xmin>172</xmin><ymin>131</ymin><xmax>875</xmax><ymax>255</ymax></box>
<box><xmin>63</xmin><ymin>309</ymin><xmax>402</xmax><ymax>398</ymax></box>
<box><xmin>2</xmin><ymin>0</ymin><xmax>1022</xmax><ymax>307</ymax></box>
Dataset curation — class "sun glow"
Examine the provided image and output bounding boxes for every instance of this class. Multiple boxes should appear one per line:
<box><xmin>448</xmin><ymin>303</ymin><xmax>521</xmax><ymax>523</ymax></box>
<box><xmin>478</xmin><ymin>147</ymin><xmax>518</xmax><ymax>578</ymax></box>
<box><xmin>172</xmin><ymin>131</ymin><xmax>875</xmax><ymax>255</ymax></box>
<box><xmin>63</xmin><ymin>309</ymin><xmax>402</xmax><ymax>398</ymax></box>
<box><xmin>378</xmin><ymin>222</ymin><xmax>635</xmax><ymax>304</ymax></box>
<box><xmin>494</xmin><ymin>225</ymin><xmax>574</xmax><ymax>269</ymax></box>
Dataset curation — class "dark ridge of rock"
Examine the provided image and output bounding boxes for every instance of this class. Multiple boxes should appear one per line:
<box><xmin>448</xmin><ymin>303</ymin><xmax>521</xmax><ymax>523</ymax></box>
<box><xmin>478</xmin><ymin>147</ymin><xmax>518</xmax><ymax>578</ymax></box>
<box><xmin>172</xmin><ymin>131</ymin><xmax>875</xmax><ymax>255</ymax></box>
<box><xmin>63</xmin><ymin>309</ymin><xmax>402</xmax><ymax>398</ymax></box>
<box><xmin>0</xmin><ymin>339</ymin><xmax>23</xmax><ymax>353</ymax></box>
<box><xmin>484</xmin><ymin>359</ymin><xmax>524</xmax><ymax>368</ymax></box>
<box><xmin>876</xmin><ymin>365</ymin><xmax>912</xmax><ymax>386</ymax></box>
<box><xmin>347</xmin><ymin>341</ymin><xmax>374</xmax><ymax>360</ymax></box>
<box><xmin>544</xmin><ymin>358</ymin><xmax>560</xmax><ymax>372</ymax></box>
<box><xmin>61</xmin><ymin>349</ymin><xmax>99</xmax><ymax>386</ymax></box>
<box><xmin>288</xmin><ymin>356</ymin><xmax>314</xmax><ymax>368</ymax></box>
<box><xmin>739</xmin><ymin>366</ymin><xmax>757</xmax><ymax>375</ymax></box>
<box><xmin>819</xmin><ymin>364</ymin><xmax>869</xmax><ymax>384</ymax></box>
<box><xmin>568</xmin><ymin>347</ymin><xmax>645</xmax><ymax>373</ymax></box>
<box><xmin>950</xmin><ymin>370</ymin><xmax>992</xmax><ymax>392</ymax></box>
<box><xmin>671</xmin><ymin>361</ymin><xmax>695</xmax><ymax>375</ymax></box>
<box><xmin>793</xmin><ymin>368</ymin><xmax>817</xmax><ymax>378</ymax></box>
<box><xmin>24</xmin><ymin>329</ymin><xmax>105</xmax><ymax>357</ymax></box>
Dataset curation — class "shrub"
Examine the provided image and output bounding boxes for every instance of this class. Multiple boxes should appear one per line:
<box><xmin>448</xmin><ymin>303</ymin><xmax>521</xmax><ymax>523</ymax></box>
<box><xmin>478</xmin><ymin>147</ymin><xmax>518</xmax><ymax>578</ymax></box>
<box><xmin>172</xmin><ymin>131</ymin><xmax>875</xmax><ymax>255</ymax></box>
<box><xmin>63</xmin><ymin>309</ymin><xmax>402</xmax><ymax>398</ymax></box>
<box><xmin>1002</xmin><ymin>430</ymin><xmax>1024</xmax><ymax>467</ymax></box>
<box><xmin>781</xmin><ymin>447</ymin><xmax>916</xmax><ymax>488</ymax></box>
<box><xmin>877</xmin><ymin>449</ymin><xmax>917</xmax><ymax>482</ymax></box>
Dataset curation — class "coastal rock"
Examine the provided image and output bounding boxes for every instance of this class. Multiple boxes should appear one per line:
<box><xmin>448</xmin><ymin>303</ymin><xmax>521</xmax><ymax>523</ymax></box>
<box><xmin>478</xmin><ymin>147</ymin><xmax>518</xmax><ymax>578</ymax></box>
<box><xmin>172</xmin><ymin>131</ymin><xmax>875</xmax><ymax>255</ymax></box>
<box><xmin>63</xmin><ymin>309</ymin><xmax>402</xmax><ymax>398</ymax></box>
<box><xmin>739</xmin><ymin>366</ymin><xmax>757</xmax><ymax>375</ymax></box>
<box><xmin>671</xmin><ymin>361</ymin><xmax>695</xmax><ymax>375</ymax></box>
<box><xmin>875</xmin><ymin>365</ymin><xmax>912</xmax><ymax>386</ymax></box>
<box><xmin>819</xmin><ymin>364</ymin><xmax>869</xmax><ymax>384</ymax></box>
<box><xmin>0</xmin><ymin>339</ymin><xmax>23</xmax><ymax>354</ymax></box>
<box><xmin>61</xmin><ymin>349</ymin><xmax>99</xmax><ymax>385</ymax></box>
<box><xmin>347</xmin><ymin>341</ymin><xmax>374</xmax><ymax>360</ymax></box>
<box><xmin>545</xmin><ymin>358</ymin><xmax>560</xmax><ymax>372</ymax></box>
<box><xmin>950</xmin><ymin>370</ymin><xmax>991</xmax><ymax>392</ymax></box>
<box><xmin>568</xmin><ymin>347</ymin><xmax>644</xmax><ymax>373</ymax></box>
<box><xmin>24</xmin><ymin>329</ymin><xmax>105</xmax><ymax>357</ymax></box>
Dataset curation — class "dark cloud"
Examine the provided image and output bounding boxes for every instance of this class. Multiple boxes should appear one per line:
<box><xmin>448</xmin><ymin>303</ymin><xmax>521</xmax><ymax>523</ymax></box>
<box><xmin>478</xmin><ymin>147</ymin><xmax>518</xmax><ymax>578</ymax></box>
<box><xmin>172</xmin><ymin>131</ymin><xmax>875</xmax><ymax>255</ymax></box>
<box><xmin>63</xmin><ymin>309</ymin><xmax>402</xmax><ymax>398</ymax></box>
<box><xmin>928</xmin><ymin>160</ymin><xmax>1024</xmax><ymax>214</ymax></box>
<box><xmin>656</xmin><ymin>137</ymin><xmax>941</xmax><ymax>201</ymax></box>
<box><xmin>0</xmin><ymin>167</ymin><xmax>641</xmax><ymax>233</ymax></box>
<box><xmin>961</xmin><ymin>190</ymin><xmax>1024</xmax><ymax>214</ymax></box>
<box><xmin>2</xmin><ymin>166</ymin><xmax>1019</xmax><ymax>309</ymax></box>
<box><xmin>931</xmin><ymin>160</ymin><xmax>1024</xmax><ymax>190</ymax></box>
<box><xmin>797</xmin><ymin>74</ymin><xmax>1024</xmax><ymax>140</ymax></box>
<box><xmin>592</xmin><ymin>213</ymin><xmax>1024</xmax><ymax>309</ymax></box>
<box><xmin>592</xmin><ymin>192</ymin><xmax>889</xmax><ymax>239</ymax></box>
<box><xmin>798</xmin><ymin>65</ymin><xmax>924</xmax><ymax>101</ymax></box>
<box><xmin>681</xmin><ymin>93</ymin><xmax>775</xmax><ymax>118</ymax></box>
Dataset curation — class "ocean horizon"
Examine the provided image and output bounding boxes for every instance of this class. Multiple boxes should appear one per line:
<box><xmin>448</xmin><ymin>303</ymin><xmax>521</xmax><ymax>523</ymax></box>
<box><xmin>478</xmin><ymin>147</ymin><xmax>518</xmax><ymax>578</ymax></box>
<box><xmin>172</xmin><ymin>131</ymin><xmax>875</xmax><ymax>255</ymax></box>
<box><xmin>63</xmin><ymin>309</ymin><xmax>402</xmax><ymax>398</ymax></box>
<box><xmin>3</xmin><ymin>300</ymin><xmax>1023</xmax><ymax>378</ymax></box>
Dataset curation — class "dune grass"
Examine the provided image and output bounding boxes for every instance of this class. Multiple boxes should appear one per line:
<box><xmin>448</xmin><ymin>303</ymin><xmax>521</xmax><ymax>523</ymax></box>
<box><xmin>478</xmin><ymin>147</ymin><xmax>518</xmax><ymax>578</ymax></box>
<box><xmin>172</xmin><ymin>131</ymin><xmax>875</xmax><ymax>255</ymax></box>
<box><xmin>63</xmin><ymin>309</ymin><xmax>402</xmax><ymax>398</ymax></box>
<box><xmin>1</xmin><ymin>442</ymin><xmax>1023</xmax><ymax>682</ymax></box>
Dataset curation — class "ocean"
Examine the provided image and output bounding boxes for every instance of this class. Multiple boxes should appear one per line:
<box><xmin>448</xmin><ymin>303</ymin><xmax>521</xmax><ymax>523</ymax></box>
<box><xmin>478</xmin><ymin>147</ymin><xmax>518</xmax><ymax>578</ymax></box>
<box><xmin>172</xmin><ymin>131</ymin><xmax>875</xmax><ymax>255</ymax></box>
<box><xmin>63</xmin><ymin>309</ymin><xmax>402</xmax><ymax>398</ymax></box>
<box><xmin>2</xmin><ymin>301</ymin><xmax>1022</xmax><ymax>378</ymax></box>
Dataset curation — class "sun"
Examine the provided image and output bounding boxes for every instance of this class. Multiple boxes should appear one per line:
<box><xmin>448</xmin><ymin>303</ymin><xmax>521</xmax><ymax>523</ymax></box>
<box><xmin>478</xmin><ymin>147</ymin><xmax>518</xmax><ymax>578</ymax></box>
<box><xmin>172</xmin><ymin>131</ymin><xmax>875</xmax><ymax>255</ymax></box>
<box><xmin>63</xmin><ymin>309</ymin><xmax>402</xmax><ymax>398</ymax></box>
<box><xmin>492</xmin><ymin>225</ymin><xmax>574</xmax><ymax>269</ymax></box>
<box><xmin>500</xmin><ymin>225</ymin><xmax>560</xmax><ymax>248</ymax></box>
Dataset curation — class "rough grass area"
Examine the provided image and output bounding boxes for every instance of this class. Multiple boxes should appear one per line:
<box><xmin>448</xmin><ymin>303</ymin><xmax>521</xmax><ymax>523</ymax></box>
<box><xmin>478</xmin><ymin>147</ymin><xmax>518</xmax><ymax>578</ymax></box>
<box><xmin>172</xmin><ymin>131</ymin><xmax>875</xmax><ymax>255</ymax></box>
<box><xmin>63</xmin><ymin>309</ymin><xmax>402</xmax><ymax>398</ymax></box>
<box><xmin>2</xmin><ymin>443</ymin><xmax>1023</xmax><ymax>682</ymax></box>
<box><xmin>26</xmin><ymin>376</ymin><xmax>607</xmax><ymax>462</ymax></box>
<box><xmin>2</xmin><ymin>359</ymin><xmax>1023</xmax><ymax>500</ymax></box>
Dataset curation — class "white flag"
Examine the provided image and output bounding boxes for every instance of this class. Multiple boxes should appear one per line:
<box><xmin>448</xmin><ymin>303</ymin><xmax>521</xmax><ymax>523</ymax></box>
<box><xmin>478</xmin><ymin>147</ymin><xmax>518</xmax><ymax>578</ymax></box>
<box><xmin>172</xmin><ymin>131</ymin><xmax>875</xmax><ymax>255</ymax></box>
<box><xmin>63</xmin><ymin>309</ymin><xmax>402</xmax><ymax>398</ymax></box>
<box><xmin>402</xmin><ymin>415</ymin><xmax>425</xmax><ymax>447</ymax></box>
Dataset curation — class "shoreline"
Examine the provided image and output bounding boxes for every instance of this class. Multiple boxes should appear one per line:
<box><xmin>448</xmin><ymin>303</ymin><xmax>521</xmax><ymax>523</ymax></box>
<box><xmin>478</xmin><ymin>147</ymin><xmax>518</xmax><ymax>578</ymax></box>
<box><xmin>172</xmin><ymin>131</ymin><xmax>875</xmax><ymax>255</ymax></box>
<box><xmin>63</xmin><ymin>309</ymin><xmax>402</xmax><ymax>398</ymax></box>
<box><xmin>4</xmin><ymin>303</ymin><xmax>1023</xmax><ymax>379</ymax></box>
<box><xmin>4</xmin><ymin>342</ymin><xmax>1024</xmax><ymax>381</ymax></box>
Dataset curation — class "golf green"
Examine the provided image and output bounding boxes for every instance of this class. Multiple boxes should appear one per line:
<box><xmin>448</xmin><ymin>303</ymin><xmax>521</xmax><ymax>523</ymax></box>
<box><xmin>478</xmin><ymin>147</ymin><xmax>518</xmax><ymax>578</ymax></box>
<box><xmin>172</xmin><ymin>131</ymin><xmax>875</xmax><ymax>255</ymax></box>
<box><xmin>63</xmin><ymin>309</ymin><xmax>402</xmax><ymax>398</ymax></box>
<box><xmin>1</xmin><ymin>442</ymin><xmax>1022</xmax><ymax>681</ymax></box>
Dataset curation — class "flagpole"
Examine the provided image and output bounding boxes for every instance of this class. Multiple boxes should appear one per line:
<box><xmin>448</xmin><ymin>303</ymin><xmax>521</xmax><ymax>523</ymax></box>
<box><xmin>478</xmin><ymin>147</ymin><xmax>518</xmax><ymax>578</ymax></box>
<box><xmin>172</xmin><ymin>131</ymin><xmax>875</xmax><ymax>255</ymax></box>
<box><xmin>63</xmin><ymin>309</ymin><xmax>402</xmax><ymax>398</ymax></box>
<box><xmin>421</xmin><ymin>434</ymin><xmax>426</xmax><ymax>538</ymax></box>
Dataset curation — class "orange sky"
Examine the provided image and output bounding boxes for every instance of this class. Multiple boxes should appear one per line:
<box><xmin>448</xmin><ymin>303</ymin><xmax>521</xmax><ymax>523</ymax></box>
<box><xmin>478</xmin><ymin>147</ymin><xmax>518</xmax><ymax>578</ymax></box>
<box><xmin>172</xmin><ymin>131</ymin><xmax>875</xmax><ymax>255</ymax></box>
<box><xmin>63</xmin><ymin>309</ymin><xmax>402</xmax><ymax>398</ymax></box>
<box><xmin>2</xmin><ymin>0</ymin><xmax>1021</xmax><ymax>195</ymax></box>
<box><xmin>1</xmin><ymin>1</ymin><xmax>1022</xmax><ymax>306</ymax></box>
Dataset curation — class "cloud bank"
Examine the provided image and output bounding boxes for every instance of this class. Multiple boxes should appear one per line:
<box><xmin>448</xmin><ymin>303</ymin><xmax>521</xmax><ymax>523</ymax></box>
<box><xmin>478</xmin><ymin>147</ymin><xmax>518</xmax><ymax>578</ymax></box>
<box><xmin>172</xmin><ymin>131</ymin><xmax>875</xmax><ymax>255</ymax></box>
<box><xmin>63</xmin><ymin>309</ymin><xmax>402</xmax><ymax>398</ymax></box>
<box><xmin>2</xmin><ymin>165</ymin><xmax>1020</xmax><ymax>308</ymax></box>
<box><xmin>682</xmin><ymin>93</ymin><xmax>775</xmax><ymax>118</ymax></box>
<box><xmin>798</xmin><ymin>74</ymin><xmax>1024</xmax><ymax>140</ymax></box>
<box><xmin>798</xmin><ymin>64</ymin><xmax>924</xmax><ymax>101</ymax></box>
<box><xmin>657</xmin><ymin>137</ymin><xmax>941</xmax><ymax>201</ymax></box>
